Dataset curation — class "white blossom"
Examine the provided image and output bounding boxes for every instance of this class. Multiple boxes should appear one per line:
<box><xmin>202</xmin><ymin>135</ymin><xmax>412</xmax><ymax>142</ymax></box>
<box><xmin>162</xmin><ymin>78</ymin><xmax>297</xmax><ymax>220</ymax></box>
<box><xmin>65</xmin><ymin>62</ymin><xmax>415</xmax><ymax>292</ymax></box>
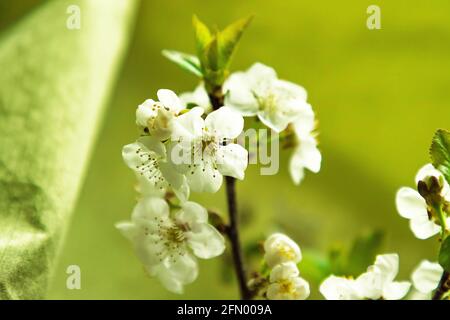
<box><xmin>396</xmin><ymin>164</ymin><xmax>450</xmax><ymax>239</ymax></box>
<box><xmin>263</xmin><ymin>233</ymin><xmax>302</xmax><ymax>268</ymax></box>
<box><xmin>180</xmin><ymin>83</ymin><xmax>212</xmax><ymax>113</ymax></box>
<box><xmin>320</xmin><ymin>276</ymin><xmax>361</xmax><ymax>300</ymax></box>
<box><xmin>122</xmin><ymin>136</ymin><xmax>189</xmax><ymax>201</ymax></box>
<box><xmin>266</xmin><ymin>262</ymin><xmax>310</xmax><ymax>300</ymax></box>
<box><xmin>354</xmin><ymin>254</ymin><xmax>411</xmax><ymax>300</ymax></box>
<box><xmin>224</xmin><ymin>62</ymin><xmax>310</xmax><ymax>132</ymax></box>
<box><xmin>409</xmin><ymin>260</ymin><xmax>443</xmax><ymax>299</ymax></box>
<box><xmin>116</xmin><ymin>197</ymin><xmax>225</xmax><ymax>294</ymax></box>
<box><xmin>136</xmin><ymin>89</ymin><xmax>185</xmax><ymax>140</ymax></box>
<box><xmin>288</xmin><ymin>103</ymin><xmax>321</xmax><ymax>185</ymax></box>
<box><xmin>320</xmin><ymin>254</ymin><xmax>411</xmax><ymax>300</ymax></box>
<box><xmin>170</xmin><ymin>106</ymin><xmax>248</xmax><ymax>193</ymax></box>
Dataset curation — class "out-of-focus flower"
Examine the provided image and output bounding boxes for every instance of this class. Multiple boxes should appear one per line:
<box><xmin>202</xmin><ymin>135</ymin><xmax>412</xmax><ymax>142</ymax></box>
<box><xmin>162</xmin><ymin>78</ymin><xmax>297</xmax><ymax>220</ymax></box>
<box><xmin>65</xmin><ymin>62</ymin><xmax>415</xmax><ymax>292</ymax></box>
<box><xmin>288</xmin><ymin>103</ymin><xmax>321</xmax><ymax>185</ymax></box>
<box><xmin>263</xmin><ymin>233</ymin><xmax>302</xmax><ymax>268</ymax></box>
<box><xmin>116</xmin><ymin>197</ymin><xmax>225</xmax><ymax>294</ymax></box>
<box><xmin>224</xmin><ymin>63</ymin><xmax>309</xmax><ymax>132</ymax></box>
<box><xmin>396</xmin><ymin>164</ymin><xmax>450</xmax><ymax>239</ymax></box>
<box><xmin>320</xmin><ymin>254</ymin><xmax>411</xmax><ymax>300</ymax></box>
<box><xmin>320</xmin><ymin>276</ymin><xmax>361</xmax><ymax>300</ymax></box>
<box><xmin>409</xmin><ymin>260</ymin><xmax>443</xmax><ymax>299</ymax></box>
<box><xmin>266</xmin><ymin>262</ymin><xmax>310</xmax><ymax>300</ymax></box>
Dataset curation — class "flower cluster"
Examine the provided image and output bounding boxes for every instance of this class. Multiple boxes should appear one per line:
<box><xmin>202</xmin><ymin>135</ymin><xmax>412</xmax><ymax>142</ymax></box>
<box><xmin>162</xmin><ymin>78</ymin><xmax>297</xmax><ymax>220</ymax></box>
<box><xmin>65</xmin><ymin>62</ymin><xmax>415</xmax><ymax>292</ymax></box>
<box><xmin>396</xmin><ymin>164</ymin><xmax>450</xmax><ymax>239</ymax></box>
<box><xmin>320</xmin><ymin>253</ymin><xmax>411</xmax><ymax>300</ymax></box>
<box><xmin>118</xmin><ymin>89</ymin><xmax>253</xmax><ymax>292</ymax></box>
<box><xmin>125</xmin><ymin>89</ymin><xmax>249</xmax><ymax>196</ymax></box>
<box><xmin>181</xmin><ymin>63</ymin><xmax>322</xmax><ymax>186</ymax></box>
<box><xmin>261</xmin><ymin>233</ymin><xmax>310</xmax><ymax>300</ymax></box>
<box><xmin>116</xmin><ymin>180</ymin><xmax>225</xmax><ymax>293</ymax></box>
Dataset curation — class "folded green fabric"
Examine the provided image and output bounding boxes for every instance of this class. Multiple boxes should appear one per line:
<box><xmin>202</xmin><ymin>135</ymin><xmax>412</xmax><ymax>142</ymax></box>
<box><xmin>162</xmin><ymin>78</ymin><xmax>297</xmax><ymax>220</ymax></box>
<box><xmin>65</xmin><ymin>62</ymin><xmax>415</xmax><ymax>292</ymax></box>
<box><xmin>0</xmin><ymin>0</ymin><xmax>137</xmax><ymax>299</ymax></box>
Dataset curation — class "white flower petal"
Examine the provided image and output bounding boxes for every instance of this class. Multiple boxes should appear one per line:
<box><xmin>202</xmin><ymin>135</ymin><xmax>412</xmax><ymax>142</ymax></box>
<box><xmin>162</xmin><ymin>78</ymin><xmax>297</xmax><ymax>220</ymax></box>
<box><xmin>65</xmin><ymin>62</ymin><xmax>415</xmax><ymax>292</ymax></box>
<box><xmin>187</xmin><ymin>224</ymin><xmax>225</xmax><ymax>259</ymax></box>
<box><xmin>258</xmin><ymin>108</ymin><xmax>292</xmax><ymax>133</ymax></box>
<box><xmin>157</xmin><ymin>89</ymin><xmax>184</xmax><ymax>113</ymax></box>
<box><xmin>180</xmin><ymin>84</ymin><xmax>211</xmax><ymax>112</ymax></box>
<box><xmin>410</xmin><ymin>215</ymin><xmax>441</xmax><ymax>239</ymax></box>
<box><xmin>395</xmin><ymin>187</ymin><xmax>428</xmax><ymax>219</ymax></box>
<box><xmin>382</xmin><ymin>281</ymin><xmax>411</xmax><ymax>300</ymax></box>
<box><xmin>116</xmin><ymin>221</ymin><xmax>167</xmax><ymax>269</ymax></box>
<box><xmin>412</xmin><ymin>260</ymin><xmax>443</xmax><ymax>294</ymax></box>
<box><xmin>136</xmin><ymin>99</ymin><xmax>156</xmax><ymax>127</ymax></box>
<box><xmin>272</xmin><ymin>79</ymin><xmax>307</xmax><ymax>102</ymax></box>
<box><xmin>171</xmin><ymin>106</ymin><xmax>205</xmax><ymax>141</ymax></box>
<box><xmin>150</xmin><ymin>252</ymin><xmax>198</xmax><ymax>294</ymax></box>
<box><xmin>408</xmin><ymin>290</ymin><xmax>432</xmax><ymax>300</ymax></box>
<box><xmin>159</xmin><ymin>161</ymin><xmax>190</xmax><ymax>202</ymax></box>
<box><xmin>415</xmin><ymin>163</ymin><xmax>442</xmax><ymax>184</ymax></box>
<box><xmin>355</xmin><ymin>271</ymin><xmax>384</xmax><ymax>300</ymax></box>
<box><xmin>151</xmin><ymin>265</ymin><xmax>185</xmax><ymax>294</ymax></box>
<box><xmin>320</xmin><ymin>276</ymin><xmax>360</xmax><ymax>300</ymax></box>
<box><xmin>257</xmin><ymin>80</ymin><xmax>309</xmax><ymax>132</ymax></box>
<box><xmin>269</xmin><ymin>262</ymin><xmax>299</xmax><ymax>282</ymax></box>
<box><xmin>137</xmin><ymin>136</ymin><xmax>166</xmax><ymax>157</ymax></box>
<box><xmin>115</xmin><ymin>221</ymin><xmax>138</xmax><ymax>242</ymax></box>
<box><xmin>263</xmin><ymin>233</ymin><xmax>302</xmax><ymax>267</ymax></box>
<box><xmin>185</xmin><ymin>158</ymin><xmax>223</xmax><ymax>193</ymax></box>
<box><xmin>223</xmin><ymin>71</ymin><xmax>259</xmax><ymax>116</ymax></box>
<box><xmin>131</xmin><ymin>197</ymin><xmax>170</xmax><ymax>222</ymax></box>
<box><xmin>177</xmin><ymin>201</ymin><xmax>208</xmax><ymax>225</ymax></box>
<box><xmin>267</xmin><ymin>277</ymin><xmax>310</xmax><ymax>300</ymax></box>
<box><xmin>246</xmin><ymin>62</ymin><xmax>278</xmax><ymax>93</ymax></box>
<box><xmin>216</xmin><ymin>143</ymin><xmax>248</xmax><ymax>180</ymax></box>
<box><xmin>289</xmin><ymin>163</ymin><xmax>305</xmax><ymax>186</ymax></box>
<box><xmin>135</xmin><ymin>174</ymin><xmax>166</xmax><ymax>198</ymax></box>
<box><xmin>372</xmin><ymin>253</ymin><xmax>399</xmax><ymax>283</ymax></box>
<box><xmin>205</xmin><ymin>107</ymin><xmax>244</xmax><ymax>139</ymax></box>
<box><xmin>293</xmin><ymin>103</ymin><xmax>315</xmax><ymax>136</ymax></box>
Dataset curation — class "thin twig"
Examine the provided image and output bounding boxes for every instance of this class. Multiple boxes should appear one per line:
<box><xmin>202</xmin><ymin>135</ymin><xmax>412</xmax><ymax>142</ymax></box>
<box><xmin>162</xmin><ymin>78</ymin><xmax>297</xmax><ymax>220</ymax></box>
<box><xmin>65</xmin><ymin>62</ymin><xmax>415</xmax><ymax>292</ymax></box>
<box><xmin>207</xmin><ymin>85</ymin><xmax>251</xmax><ymax>300</ymax></box>
<box><xmin>225</xmin><ymin>176</ymin><xmax>251</xmax><ymax>300</ymax></box>
<box><xmin>432</xmin><ymin>271</ymin><xmax>450</xmax><ymax>300</ymax></box>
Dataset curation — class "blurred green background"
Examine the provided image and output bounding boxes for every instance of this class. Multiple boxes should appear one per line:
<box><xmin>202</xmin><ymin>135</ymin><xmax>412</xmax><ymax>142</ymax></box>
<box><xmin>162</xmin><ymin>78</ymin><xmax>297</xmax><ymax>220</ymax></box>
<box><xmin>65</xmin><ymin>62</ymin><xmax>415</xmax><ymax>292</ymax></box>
<box><xmin>3</xmin><ymin>0</ymin><xmax>450</xmax><ymax>299</ymax></box>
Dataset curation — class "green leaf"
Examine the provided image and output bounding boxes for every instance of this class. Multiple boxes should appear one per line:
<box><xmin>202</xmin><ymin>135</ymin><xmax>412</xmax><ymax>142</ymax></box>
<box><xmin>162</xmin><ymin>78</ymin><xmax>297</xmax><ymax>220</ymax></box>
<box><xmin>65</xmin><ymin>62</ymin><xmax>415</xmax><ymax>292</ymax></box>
<box><xmin>191</xmin><ymin>15</ymin><xmax>253</xmax><ymax>89</ymax></box>
<box><xmin>298</xmin><ymin>250</ymin><xmax>331</xmax><ymax>284</ymax></box>
<box><xmin>328</xmin><ymin>230</ymin><xmax>384</xmax><ymax>277</ymax></box>
<box><xmin>430</xmin><ymin>129</ymin><xmax>450</xmax><ymax>185</ymax></box>
<box><xmin>192</xmin><ymin>15</ymin><xmax>212</xmax><ymax>67</ymax></box>
<box><xmin>0</xmin><ymin>0</ymin><xmax>137</xmax><ymax>299</ymax></box>
<box><xmin>346</xmin><ymin>230</ymin><xmax>384</xmax><ymax>276</ymax></box>
<box><xmin>439</xmin><ymin>236</ymin><xmax>450</xmax><ymax>272</ymax></box>
<box><xmin>162</xmin><ymin>49</ymin><xmax>202</xmax><ymax>77</ymax></box>
<box><xmin>217</xmin><ymin>15</ymin><xmax>253</xmax><ymax>69</ymax></box>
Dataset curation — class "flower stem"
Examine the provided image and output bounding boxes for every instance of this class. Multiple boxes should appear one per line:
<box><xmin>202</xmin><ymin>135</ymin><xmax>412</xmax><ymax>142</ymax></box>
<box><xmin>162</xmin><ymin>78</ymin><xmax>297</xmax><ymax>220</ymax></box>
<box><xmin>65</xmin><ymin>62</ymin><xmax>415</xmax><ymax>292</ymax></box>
<box><xmin>225</xmin><ymin>176</ymin><xmax>251</xmax><ymax>300</ymax></box>
<box><xmin>207</xmin><ymin>83</ymin><xmax>251</xmax><ymax>300</ymax></box>
<box><xmin>208</xmin><ymin>85</ymin><xmax>224</xmax><ymax>111</ymax></box>
<box><xmin>432</xmin><ymin>271</ymin><xmax>450</xmax><ymax>300</ymax></box>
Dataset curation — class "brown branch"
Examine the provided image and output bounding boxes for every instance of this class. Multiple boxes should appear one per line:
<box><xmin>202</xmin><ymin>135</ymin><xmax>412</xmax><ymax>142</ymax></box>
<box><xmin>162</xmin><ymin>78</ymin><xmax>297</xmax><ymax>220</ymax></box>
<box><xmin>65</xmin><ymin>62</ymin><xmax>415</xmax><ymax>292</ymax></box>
<box><xmin>432</xmin><ymin>271</ymin><xmax>450</xmax><ymax>300</ymax></box>
<box><xmin>224</xmin><ymin>176</ymin><xmax>251</xmax><ymax>300</ymax></box>
<box><xmin>207</xmin><ymin>84</ymin><xmax>251</xmax><ymax>299</ymax></box>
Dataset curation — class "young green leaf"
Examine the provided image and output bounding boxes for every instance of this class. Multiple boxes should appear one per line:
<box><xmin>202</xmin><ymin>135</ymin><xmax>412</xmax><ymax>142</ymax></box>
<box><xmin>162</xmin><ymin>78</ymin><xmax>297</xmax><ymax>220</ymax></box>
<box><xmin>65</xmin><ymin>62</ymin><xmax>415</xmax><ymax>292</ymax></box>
<box><xmin>217</xmin><ymin>15</ymin><xmax>253</xmax><ymax>69</ymax></box>
<box><xmin>0</xmin><ymin>0</ymin><xmax>137</xmax><ymax>299</ymax></box>
<box><xmin>192</xmin><ymin>15</ymin><xmax>212</xmax><ymax>67</ymax></box>
<box><xmin>162</xmin><ymin>49</ymin><xmax>202</xmax><ymax>77</ymax></box>
<box><xmin>439</xmin><ymin>236</ymin><xmax>450</xmax><ymax>272</ymax></box>
<box><xmin>430</xmin><ymin>129</ymin><xmax>450</xmax><ymax>185</ymax></box>
<box><xmin>346</xmin><ymin>230</ymin><xmax>384</xmax><ymax>276</ymax></box>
